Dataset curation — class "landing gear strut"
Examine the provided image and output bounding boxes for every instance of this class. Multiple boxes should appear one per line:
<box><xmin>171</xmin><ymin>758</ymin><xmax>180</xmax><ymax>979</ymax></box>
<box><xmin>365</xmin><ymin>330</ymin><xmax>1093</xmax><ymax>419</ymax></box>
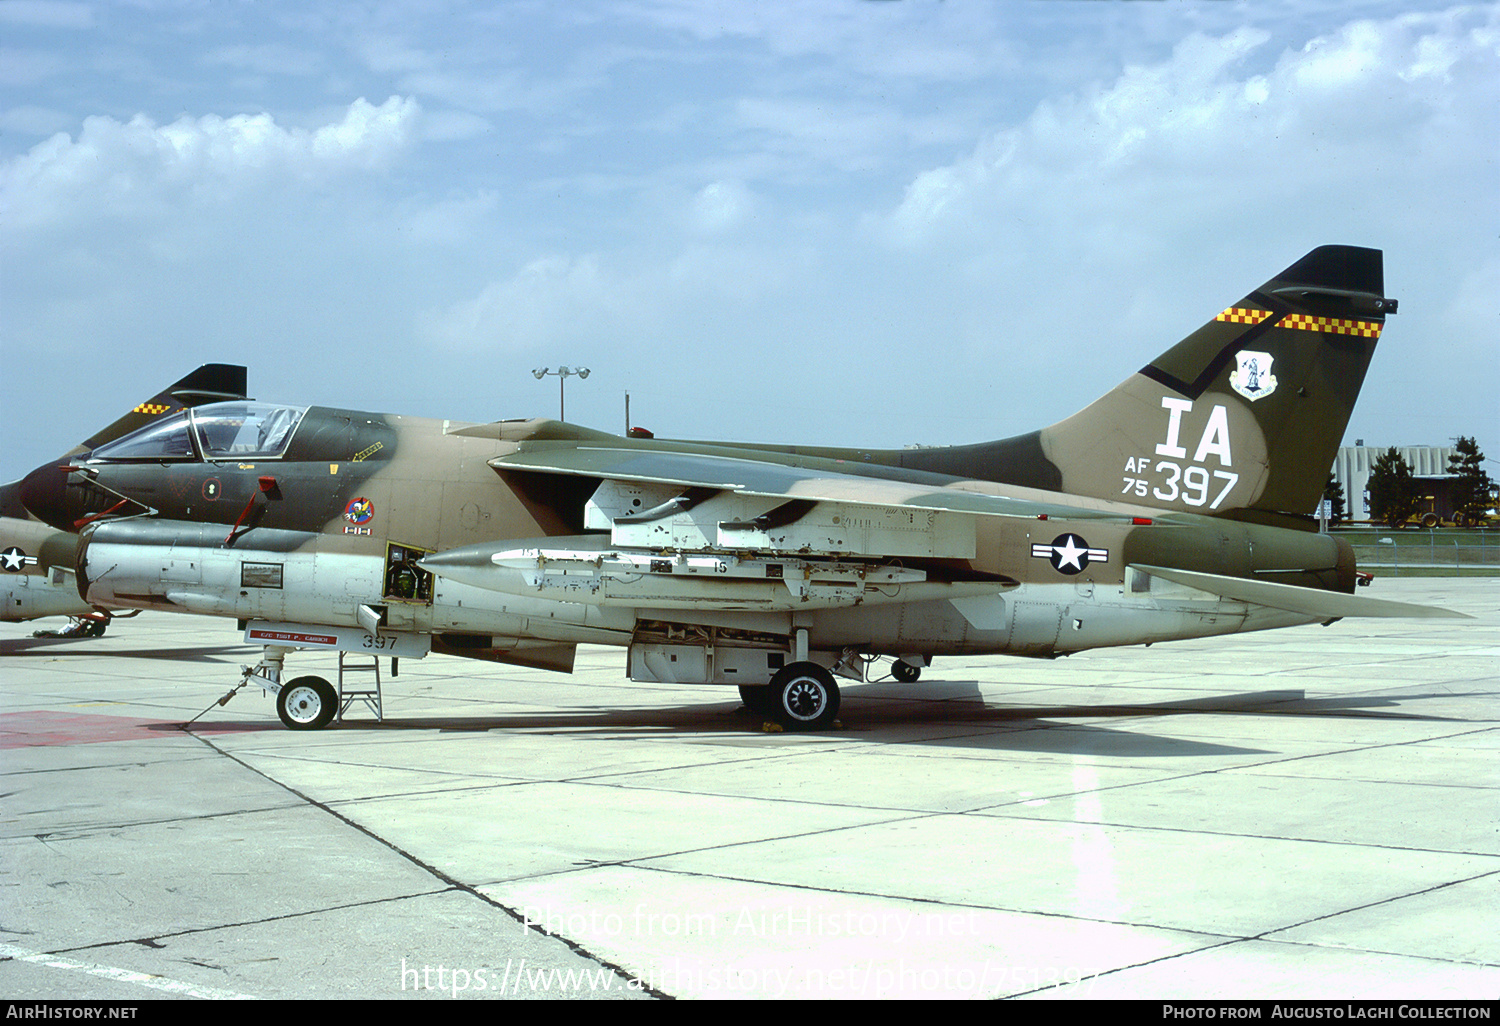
<box><xmin>235</xmin><ymin>644</ymin><xmax>339</xmax><ymax>730</ymax></box>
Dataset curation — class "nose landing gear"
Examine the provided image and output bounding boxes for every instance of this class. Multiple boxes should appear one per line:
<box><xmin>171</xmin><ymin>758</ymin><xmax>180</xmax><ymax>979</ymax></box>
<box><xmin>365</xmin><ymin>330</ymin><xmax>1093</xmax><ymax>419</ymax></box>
<box><xmin>276</xmin><ymin>676</ymin><xmax>338</xmax><ymax>730</ymax></box>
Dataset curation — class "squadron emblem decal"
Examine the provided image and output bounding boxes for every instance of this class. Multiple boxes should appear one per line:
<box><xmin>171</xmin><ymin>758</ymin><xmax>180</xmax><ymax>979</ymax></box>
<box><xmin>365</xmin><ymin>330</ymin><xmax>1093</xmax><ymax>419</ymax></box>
<box><xmin>343</xmin><ymin>497</ymin><xmax>375</xmax><ymax>525</ymax></box>
<box><xmin>1031</xmin><ymin>534</ymin><xmax>1108</xmax><ymax>576</ymax></box>
<box><xmin>1229</xmin><ymin>350</ymin><xmax>1278</xmax><ymax>402</ymax></box>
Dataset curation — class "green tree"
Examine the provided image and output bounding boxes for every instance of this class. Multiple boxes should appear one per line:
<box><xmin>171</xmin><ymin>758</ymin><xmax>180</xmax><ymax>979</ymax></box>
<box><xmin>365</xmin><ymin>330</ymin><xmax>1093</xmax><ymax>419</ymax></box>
<box><xmin>1322</xmin><ymin>472</ymin><xmax>1346</xmax><ymax>525</ymax></box>
<box><xmin>1446</xmin><ymin>436</ymin><xmax>1495</xmax><ymax>525</ymax></box>
<box><xmin>1368</xmin><ymin>447</ymin><xmax>1418</xmax><ymax>528</ymax></box>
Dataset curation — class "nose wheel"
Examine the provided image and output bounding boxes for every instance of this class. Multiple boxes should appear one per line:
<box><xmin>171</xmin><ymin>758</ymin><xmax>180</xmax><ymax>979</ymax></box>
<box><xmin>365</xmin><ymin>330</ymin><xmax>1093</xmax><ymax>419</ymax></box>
<box><xmin>276</xmin><ymin>676</ymin><xmax>337</xmax><ymax>730</ymax></box>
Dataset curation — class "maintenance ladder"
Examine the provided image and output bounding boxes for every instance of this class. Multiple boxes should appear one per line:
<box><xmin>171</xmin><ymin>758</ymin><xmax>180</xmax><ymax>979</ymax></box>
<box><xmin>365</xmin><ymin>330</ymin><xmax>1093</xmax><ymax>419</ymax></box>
<box><xmin>337</xmin><ymin>651</ymin><xmax>383</xmax><ymax>723</ymax></box>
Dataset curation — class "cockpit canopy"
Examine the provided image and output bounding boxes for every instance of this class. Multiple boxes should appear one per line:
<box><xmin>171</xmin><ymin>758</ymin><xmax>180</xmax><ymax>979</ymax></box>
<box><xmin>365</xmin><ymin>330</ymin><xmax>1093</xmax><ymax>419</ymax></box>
<box><xmin>89</xmin><ymin>402</ymin><xmax>307</xmax><ymax>462</ymax></box>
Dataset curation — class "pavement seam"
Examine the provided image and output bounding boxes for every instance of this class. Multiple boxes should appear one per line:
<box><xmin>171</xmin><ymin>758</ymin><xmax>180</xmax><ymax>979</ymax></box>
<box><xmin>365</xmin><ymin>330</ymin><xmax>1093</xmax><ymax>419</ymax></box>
<box><xmin>182</xmin><ymin>728</ymin><xmax>669</xmax><ymax>999</ymax></box>
<box><xmin>4</xmin><ymin>889</ymin><xmax>453</xmax><ymax>959</ymax></box>
<box><xmin>1003</xmin><ymin>868</ymin><xmax>1500</xmax><ymax>997</ymax></box>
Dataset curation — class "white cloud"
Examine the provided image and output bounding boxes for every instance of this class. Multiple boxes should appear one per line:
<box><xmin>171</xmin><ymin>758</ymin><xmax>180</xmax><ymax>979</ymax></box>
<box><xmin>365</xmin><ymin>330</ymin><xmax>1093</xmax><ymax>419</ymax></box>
<box><xmin>886</xmin><ymin>10</ymin><xmax>1499</xmax><ymax>250</ymax></box>
<box><xmin>690</xmin><ymin>179</ymin><xmax>754</xmax><ymax>234</ymax></box>
<box><xmin>0</xmin><ymin>96</ymin><xmax>420</xmax><ymax>228</ymax></box>
<box><xmin>423</xmin><ymin>253</ymin><xmax>621</xmax><ymax>352</ymax></box>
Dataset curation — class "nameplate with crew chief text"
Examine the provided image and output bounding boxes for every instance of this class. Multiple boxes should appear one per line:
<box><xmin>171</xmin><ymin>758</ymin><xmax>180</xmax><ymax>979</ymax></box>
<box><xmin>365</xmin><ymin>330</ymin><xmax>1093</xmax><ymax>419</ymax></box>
<box><xmin>244</xmin><ymin>621</ymin><xmax>431</xmax><ymax>658</ymax></box>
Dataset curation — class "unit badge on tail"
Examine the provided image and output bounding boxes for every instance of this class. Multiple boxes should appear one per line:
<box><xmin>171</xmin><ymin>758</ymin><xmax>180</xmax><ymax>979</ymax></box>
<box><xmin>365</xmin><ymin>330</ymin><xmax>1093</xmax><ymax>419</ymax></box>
<box><xmin>1229</xmin><ymin>350</ymin><xmax>1277</xmax><ymax>401</ymax></box>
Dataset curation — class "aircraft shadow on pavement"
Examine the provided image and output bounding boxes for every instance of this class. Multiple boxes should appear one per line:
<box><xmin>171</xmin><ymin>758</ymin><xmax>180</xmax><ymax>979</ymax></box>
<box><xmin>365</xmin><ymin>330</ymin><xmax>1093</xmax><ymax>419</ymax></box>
<box><xmin>171</xmin><ymin>684</ymin><xmax>1475</xmax><ymax>759</ymax></box>
<box><xmin>0</xmin><ymin>637</ymin><xmax>250</xmax><ymax>662</ymax></box>
<box><xmin>858</xmin><ymin>685</ymin><xmax>1472</xmax><ymax>724</ymax></box>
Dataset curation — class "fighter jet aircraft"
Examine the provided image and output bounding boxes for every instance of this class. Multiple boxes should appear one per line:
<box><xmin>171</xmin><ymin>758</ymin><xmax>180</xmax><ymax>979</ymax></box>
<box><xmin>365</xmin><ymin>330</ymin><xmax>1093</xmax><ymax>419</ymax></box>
<box><xmin>14</xmin><ymin>245</ymin><xmax>1464</xmax><ymax>730</ymax></box>
<box><xmin>1</xmin><ymin>364</ymin><xmax>251</xmax><ymax>635</ymax></box>
<box><xmin>0</xmin><ymin>517</ymin><xmax>101</xmax><ymax>628</ymax></box>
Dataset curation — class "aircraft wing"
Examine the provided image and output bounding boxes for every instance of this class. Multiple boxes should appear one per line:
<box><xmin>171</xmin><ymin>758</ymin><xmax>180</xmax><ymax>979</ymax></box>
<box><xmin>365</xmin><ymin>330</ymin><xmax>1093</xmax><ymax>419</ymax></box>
<box><xmin>489</xmin><ymin>444</ymin><xmax>1160</xmax><ymax>524</ymax></box>
<box><xmin>447</xmin><ymin>442</ymin><xmax>1160</xmax><ymax>609</ymax></box>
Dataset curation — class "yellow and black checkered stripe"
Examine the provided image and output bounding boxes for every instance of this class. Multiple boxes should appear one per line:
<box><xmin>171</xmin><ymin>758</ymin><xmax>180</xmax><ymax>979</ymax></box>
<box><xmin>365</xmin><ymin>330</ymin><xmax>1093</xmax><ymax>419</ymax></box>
<box><xmin>132</xmin><ymin>402</ymin><xmax>172</xmax><ymax>415</ymax></box>
<box><xmin>1279</xmin><ymin>314</ymin><xmax>1382</xmax><ymax>337</ymax></box>
<box><xmin>1215</xmin><ymin>306</ymin><xmax>1272</xmax><ymax>325</ymax></box>
<box><xmin>1216</xmin><ymin>307</ymin><xmax>1382</xmax><ymax>337</ymax></box>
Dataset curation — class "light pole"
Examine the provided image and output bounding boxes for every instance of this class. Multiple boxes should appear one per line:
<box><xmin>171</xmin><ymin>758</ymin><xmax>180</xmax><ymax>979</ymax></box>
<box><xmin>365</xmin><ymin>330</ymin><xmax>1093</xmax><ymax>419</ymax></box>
<box><xmin>531</xmin><ymin>366</ymin><xmax>590</xmax><ymax>421</ymax></box>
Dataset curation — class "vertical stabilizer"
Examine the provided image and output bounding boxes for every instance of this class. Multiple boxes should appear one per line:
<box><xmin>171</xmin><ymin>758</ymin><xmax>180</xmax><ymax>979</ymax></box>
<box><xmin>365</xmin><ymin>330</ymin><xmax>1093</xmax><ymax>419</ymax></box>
<box><xmin>1034</xmin><ymin>246</ymin><xmax>1393</xmax><ymax>524</ymax></box>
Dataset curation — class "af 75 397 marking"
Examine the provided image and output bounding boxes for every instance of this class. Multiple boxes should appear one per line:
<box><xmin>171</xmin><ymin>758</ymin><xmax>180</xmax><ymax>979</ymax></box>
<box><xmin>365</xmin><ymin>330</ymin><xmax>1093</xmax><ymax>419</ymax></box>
<box><xmin>1122</xmin><ymin>459</ymin><xmax>1239</xmax><ymax>509</ymax></box>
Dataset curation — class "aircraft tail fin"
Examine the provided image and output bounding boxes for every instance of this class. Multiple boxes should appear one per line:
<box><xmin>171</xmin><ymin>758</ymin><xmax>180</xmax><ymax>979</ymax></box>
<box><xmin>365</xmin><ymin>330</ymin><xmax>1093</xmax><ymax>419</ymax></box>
<box><xmin>71</xmin><ymin>364</ymin><xmax>249</xmax><ymax>458</ymax></box>
<box><xmin>906</xmin><ymin>246</ymin><xmax>1394</xmax><ymax>527</ymax></box>
<box><xmin>1049</xmin><ymin>245</ymin><xmax>1392</xmax><ymax>524</ymax></box>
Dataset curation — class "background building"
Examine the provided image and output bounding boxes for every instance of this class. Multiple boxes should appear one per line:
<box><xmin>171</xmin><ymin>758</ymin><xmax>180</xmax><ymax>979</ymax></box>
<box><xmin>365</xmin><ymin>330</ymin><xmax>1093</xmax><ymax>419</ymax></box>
<box><xmin>1331</xmin><ymin>444</ymin><xmax>1455</xmax><ymax>522</ymax></box>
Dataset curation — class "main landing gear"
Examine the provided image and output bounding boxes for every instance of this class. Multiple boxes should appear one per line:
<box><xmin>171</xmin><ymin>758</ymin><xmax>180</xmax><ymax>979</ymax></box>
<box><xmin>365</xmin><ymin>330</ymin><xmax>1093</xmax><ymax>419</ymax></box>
<box><xmin>740</xmin><ymin>661</ymin><xmax>842</xmax><ymax>731</ymax></box>
<box><xmin>737</xmin><ymin>652</ymin><xmax>929</xmax><ymax>730</ymax></box>
<box><xmin>32</xmin><ymin>614</ymin><xmax>110</xmax><ymax>639</ymax></box>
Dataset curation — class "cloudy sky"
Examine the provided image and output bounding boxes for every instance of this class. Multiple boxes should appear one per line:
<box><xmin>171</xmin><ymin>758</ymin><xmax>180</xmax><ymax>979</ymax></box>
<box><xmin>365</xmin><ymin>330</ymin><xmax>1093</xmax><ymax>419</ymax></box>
<box><xmin>2</xmin><ymin>0</ymin><xmax>1496</xmax><ymax>483</ymax></box>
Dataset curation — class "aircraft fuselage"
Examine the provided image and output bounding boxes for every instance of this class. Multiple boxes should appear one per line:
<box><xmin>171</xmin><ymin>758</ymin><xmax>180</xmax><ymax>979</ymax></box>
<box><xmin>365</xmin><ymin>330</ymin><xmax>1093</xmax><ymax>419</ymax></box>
<box><xmin>21</xmin><ymin>402</ymin><xmax>1352</xmax><ymax>681</ymax></box>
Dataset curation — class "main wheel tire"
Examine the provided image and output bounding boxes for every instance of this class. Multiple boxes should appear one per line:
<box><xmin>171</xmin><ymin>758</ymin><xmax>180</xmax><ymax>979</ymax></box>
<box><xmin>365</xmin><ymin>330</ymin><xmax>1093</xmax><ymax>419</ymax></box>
<box><xmin>277</xmin><ymin>676</ymin><xmax>338</xmax><ymax>730</ymax></box>
<box><xmin>739</xmin><ymin>684</ymin><xmax>775</xmax><ymax>716</ymax></box>
<box><xmin>769</xmin><ymin>662</ymin><xmax>840</xmax><ymax>731</ymax></box>
<box><xmin>1421</xmin><ymin>512</ymin><xmax>1439</xmax><ymax>528</ymax></box>
<box><xmin>891</xmin><ymin>660</ymin><xmax>921</xmax><ymax>683</ymax></box>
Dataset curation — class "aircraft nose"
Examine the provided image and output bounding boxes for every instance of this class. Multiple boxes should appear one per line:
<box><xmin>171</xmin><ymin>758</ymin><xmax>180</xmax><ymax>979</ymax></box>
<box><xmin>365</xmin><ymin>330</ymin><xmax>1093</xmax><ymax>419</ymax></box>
<box><xmin>18</xmin><ymin>462</ymin><xmax>74</xmax><ymax>531</ymax></box>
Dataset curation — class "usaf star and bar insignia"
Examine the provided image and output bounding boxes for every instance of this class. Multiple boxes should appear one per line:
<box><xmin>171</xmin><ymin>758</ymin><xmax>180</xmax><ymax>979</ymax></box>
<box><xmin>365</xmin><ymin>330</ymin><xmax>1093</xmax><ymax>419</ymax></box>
<box><xmin>1</xmin><ymin>546</ymin><xmax>37</xmax><ymax>572</ymax></box>
<box><xmin>1031</xmin><ymin>534</ymin><xmax>1108</xmax><ymax>576</ymax></box>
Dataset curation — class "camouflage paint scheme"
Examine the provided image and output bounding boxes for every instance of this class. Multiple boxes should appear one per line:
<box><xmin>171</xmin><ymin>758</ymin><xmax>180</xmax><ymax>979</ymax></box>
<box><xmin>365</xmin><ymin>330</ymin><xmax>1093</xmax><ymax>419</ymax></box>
<box><xmin>0</xmin><ymin>365</ymin><xmax>252</xmax><ymax>626</ymax></box>
<box><xmin>10</xmin><ymin>246</ymin><xmax>1465</xmax><ymax>729</ymax></box>
<box><xmin>0</xmin><ymin>517</ymin><xmax>93</xmax><ymax>623</ymax></box>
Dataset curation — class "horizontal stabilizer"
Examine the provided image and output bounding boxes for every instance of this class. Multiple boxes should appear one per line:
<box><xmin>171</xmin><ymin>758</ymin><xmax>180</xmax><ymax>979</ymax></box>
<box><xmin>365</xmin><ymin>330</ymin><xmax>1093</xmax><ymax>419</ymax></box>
<box><xmin>1132</xmin><ymin>565</ymin><xmax>1471</xmax><ymax>620</ymax></box>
